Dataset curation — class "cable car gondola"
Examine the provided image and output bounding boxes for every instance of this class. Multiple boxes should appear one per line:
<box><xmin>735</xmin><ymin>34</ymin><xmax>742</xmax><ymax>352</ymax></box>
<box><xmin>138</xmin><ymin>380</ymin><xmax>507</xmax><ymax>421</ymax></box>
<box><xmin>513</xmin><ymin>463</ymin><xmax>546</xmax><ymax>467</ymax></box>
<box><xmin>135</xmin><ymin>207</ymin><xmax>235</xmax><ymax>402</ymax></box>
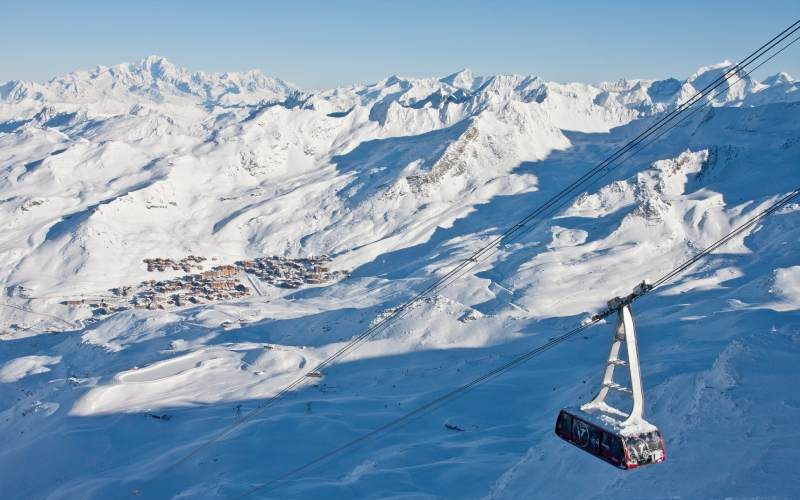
<box><xmin>555</xmin><ymin>281</ymin><xmax>666</xmax><ymax>469</ymax></box>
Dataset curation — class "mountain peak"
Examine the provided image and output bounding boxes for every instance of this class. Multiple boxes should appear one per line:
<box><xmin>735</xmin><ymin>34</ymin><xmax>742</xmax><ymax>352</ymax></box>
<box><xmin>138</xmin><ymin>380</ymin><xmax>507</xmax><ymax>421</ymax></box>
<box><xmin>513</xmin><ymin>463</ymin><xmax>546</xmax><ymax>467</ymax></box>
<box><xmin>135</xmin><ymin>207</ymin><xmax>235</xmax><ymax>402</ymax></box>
<box><xmin>138</xmin><ymin>54</ymin><xmax>176</xmax><ymax>69</ymax></box>
<box><xmin>763</xmin><ymin>71</ymin><xmax>794</xmax><ymax>85</ymax></box>
<box><xmin>440</xmin><ymin>68</ymin><xmax>475</xmax><ymax>89</ymax></box>
<box><xmin>688</xmin><ymin>60</ymin><xmax>735</xmax><ymax>82</ymax></box>
<box><xmin>685</xmin><ymin>59</ymin><xmax>758</xmax><ymax>96</ymax></box>
<box><xmin>124</xmin><ymin>55</ymin><xmax>184</xmax><ymax>81</ymax></box>
<box><xmin>139</xmin><ymin>54</ymin><xmax>171</xmax><ymax>66</ymax></box>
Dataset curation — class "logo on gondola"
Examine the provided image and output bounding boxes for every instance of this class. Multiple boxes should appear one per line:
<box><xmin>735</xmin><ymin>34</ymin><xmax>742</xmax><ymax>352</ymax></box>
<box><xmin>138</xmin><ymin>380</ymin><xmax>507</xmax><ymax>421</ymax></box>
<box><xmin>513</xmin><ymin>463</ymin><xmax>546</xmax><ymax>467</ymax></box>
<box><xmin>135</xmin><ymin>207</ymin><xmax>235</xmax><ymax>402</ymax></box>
<box><xmin>573</xmin><ymin>420</ymin><xmax>590</xmax><ymax>448</ymax></box>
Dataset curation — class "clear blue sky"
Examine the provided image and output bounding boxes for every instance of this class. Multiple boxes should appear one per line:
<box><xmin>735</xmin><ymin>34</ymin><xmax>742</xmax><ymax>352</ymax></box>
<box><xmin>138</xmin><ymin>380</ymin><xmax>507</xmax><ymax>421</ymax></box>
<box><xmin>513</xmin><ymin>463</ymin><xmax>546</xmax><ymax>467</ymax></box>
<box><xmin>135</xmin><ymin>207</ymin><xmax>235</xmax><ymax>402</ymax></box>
<box><xmin>2</xmin><ymin>0</ymin><xmax>799</xmax><ymax>89</ymax></box>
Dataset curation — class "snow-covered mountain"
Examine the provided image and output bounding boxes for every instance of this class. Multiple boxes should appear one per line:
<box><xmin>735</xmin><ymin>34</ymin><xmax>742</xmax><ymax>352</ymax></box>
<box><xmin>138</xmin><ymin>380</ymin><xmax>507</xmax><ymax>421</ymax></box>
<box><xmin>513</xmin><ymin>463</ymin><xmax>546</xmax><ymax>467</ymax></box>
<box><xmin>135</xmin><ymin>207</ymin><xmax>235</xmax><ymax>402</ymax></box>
<box><xmin>1</xmin><ymin>56</ymin><xmax>799</xmax><ymax>499</ymax></box>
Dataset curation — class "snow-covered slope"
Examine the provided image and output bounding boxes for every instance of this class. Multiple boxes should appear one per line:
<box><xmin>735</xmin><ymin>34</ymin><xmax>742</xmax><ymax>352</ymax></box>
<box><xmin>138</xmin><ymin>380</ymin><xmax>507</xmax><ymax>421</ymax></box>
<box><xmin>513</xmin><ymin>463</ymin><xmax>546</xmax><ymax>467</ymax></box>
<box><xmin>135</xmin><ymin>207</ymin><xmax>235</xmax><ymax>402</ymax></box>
<box><xmin>1</xmin><ymin>57</ymin><xmax>798</xmax><ymax>500</ymax></box>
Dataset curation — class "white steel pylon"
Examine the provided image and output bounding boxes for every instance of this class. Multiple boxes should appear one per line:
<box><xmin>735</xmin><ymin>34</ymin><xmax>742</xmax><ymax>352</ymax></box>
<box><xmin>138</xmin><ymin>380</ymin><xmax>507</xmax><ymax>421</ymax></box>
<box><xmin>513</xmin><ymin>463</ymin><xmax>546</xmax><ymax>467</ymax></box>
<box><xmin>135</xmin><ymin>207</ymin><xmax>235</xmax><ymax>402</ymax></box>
<box><xmin>581</xmin><ymin>281</ymin><xmax>650</xmax><ymax>429</ymax></box>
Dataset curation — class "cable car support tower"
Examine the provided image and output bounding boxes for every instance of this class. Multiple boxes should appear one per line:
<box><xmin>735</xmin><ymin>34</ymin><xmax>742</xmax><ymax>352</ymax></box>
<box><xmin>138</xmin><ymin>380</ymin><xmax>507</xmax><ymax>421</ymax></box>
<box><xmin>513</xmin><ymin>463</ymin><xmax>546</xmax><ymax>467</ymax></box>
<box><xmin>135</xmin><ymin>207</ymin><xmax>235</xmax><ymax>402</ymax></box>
<box><xmin>584</xmin><ymin>281</ymin><xmax>650</xmax><ymax>428</ymax></box>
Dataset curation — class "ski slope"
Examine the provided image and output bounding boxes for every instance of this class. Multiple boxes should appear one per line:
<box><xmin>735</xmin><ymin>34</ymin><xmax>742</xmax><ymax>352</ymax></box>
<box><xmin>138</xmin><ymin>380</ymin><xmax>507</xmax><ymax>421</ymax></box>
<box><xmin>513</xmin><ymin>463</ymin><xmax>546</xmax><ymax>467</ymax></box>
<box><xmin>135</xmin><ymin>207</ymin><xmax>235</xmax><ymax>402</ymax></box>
<box><xmin>1</xmin><ymin>56</ymin><xmax>799</xmax><ymax>499</ymax></box>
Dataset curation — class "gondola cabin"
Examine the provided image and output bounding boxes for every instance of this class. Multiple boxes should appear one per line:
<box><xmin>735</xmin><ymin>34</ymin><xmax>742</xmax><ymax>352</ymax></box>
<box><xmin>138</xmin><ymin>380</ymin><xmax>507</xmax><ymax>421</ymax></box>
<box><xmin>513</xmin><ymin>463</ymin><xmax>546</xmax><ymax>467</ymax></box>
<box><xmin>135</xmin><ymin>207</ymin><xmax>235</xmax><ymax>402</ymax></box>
<box><xmin>555</xmin><ymin>282</ymin><xmax>666</xmax><ymax>469</ymax></box>
<box><xmin>555</xmin><ymin>408</ymin><xmax>665</xmax><ymax>469</ymax></box>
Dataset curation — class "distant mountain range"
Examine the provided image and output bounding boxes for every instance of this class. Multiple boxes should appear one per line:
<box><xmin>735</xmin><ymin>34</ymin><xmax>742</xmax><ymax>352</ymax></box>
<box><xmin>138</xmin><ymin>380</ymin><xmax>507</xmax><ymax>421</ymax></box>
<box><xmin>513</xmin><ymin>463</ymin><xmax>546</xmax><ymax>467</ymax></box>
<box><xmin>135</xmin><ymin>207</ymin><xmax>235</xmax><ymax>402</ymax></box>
<box><xmin>1</xmin><ymin>56</ymin><xmax>799</xmax><ymax>500</ymax></box>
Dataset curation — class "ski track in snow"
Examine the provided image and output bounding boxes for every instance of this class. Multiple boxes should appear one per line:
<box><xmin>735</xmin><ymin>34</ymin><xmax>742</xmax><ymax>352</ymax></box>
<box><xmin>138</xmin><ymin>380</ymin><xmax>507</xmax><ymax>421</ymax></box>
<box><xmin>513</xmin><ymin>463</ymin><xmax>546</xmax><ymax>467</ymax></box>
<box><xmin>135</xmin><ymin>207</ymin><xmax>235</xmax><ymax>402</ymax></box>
<box><xmin>0</xmin><ymin>57</ymin><xmax>799</xmax><ymax>499</ymax></box>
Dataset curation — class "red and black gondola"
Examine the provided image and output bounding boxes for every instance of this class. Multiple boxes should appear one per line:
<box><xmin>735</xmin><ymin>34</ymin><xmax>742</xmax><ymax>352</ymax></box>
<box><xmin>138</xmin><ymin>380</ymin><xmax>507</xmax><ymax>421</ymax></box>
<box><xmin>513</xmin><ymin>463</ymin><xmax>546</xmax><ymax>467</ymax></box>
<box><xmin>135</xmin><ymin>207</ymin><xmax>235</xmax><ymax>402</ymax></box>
<box><xmin>555</xmin><ymin>408</ymin><xmax>666</xmax><ymax>469</ymax></box>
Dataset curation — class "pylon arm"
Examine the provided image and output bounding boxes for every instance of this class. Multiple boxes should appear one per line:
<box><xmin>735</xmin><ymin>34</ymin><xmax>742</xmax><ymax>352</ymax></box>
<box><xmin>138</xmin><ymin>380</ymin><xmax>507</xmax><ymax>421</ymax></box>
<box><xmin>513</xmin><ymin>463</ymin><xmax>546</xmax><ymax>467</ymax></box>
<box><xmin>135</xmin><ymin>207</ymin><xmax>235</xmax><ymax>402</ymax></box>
<box><xmin>581</xmin><ymin>282</ymin><xmax>652</xmax><ymax>430</ymax></box>
<box><xmin>591</xmin><ymin>280</ymin><xmax>652</xmax><ymax>322</ymax></box>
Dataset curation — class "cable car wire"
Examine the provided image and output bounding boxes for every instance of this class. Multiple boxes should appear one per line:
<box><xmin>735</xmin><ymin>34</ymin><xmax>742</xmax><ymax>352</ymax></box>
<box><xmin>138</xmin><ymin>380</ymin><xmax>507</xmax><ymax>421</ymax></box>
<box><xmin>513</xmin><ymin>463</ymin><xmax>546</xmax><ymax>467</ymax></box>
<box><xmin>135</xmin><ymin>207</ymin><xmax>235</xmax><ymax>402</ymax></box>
<box><xmin>133</xmin><ymin>19</ymin><xmax>800</xmax><ymax>494</ymax></box>
<box><xmin>232</xmin><ymin>185</ymin><xmax>800</xmax><ymax>499</ymax></box>
<box><xmin>650</xmin><ymin>189</ymin><xmax>800</xmax><ymax>289</ymax></box>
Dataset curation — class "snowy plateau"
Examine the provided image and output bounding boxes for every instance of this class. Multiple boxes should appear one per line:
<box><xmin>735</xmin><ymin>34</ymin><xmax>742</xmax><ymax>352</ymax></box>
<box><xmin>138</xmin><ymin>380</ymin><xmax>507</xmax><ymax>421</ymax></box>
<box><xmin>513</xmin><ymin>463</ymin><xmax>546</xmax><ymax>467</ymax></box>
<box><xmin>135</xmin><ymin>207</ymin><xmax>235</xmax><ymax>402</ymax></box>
<box><xmin>1</xmin><ymin>56</ymin><xmax>799</xmax><ymax>499</ymax></box>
